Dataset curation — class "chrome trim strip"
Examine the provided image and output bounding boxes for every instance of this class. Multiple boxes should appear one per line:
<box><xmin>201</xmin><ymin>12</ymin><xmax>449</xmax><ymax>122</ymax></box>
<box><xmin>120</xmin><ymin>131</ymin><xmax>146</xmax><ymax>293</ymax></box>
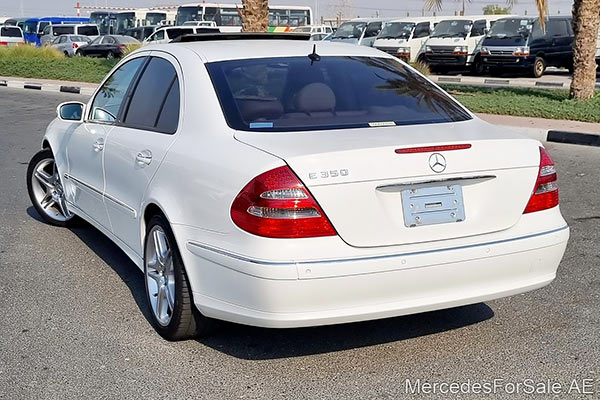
<box><xmin>104</xmin><ymin>193</ymin><xmax>137</xmax><ymax>218</ymax></box>
<box><xmin>376</xmin><ymin>175</ymin><xmax>496</xmax><ymax>192</ymax></box>
<box><xmin>187</xmin><ymin>225</ymin><xmax>569</xmax><ymax>267</ymax></box>
<box><xmin>64</xmin><ymin>173</ymin><xmax>137</xmax><ymax>217</ymax></box>
<box><xmin>63</xmin><ymin>173</ymin><xmax>102</xmax><ymax>196</ymax></box>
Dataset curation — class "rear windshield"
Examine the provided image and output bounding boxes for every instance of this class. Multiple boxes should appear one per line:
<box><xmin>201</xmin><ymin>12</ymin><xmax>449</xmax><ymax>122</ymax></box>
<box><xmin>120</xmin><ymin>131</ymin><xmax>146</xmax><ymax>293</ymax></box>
<box><xmin>77</xmin><ymin>25</ymin><xmax>98</xmax><ymax>36</ymax></box>
<box><xmin>207</xmin><ymin>56</ymin><xmax>471</xmax><ymax>132</ymax></box>
<box><xmin>1</xmin><ymin>27</ymin><xmax>22</xmax><ymax>37</ymax></box>
<box><xmin>53</xmin><ymin>26</ymin><xmax>75</xmax><ymax>36</ymax></box>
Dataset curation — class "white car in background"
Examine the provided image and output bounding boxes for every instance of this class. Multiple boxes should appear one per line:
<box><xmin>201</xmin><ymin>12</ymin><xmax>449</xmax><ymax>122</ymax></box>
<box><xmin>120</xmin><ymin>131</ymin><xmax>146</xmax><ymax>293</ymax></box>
<box><xmin>143</xmin><ymin>26</ymin><xmax>219</xmax><ymax>45</ymax></box>
<box><xmin>26</xmin><ymin>35</ymin><xmax>569</xmax><ymax>341</ymax></box>
<box><xmin>0</xmin><ymin>25</ymin><xmax>24</xmax><ymax>46</ymax></box>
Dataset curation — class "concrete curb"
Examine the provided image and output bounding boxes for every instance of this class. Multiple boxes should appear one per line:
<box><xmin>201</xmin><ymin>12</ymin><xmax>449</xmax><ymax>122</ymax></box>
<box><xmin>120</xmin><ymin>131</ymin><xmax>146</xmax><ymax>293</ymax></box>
<box><xmin>500</xmin><ymin>125</ymin><xmax>600</xmax><ymax>147</ymax></box>
<box><xmin>0</xmin><ymin>78</ymin><xmax>95</xmax><ymax>96</ymax></box>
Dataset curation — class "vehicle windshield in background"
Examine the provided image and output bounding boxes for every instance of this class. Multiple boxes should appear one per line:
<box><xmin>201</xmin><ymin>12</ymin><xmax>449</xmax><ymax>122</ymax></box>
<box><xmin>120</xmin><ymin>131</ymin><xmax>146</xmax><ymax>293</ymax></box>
<box><xmin>146</xmin><ymin>13</ymin><xmax>166</xmax><ymax>26</ymax></box>
<box><xmin>23</xmin><ymin>21</ymin><xmax>38</xmax><ymax>34</ymax></box>
<box><xmin>488</xmin><ymin>18</ymin><xmax>533</xmax><ymax>38</ymax></box>
<box><xmin>378</xmin><ymin>22</ymin><xmax>415</xmax><ymax>39</ymax></box>
<box><xmin>431</xmin><ymin>20</ymin><xmax>472</xmax><ymax>38</ymax></box>
<box><xmin>1</xmin><ymin>27</ymin><xmax>22</xmax><ymax>37</ymax></box>
<box><xmin>332</xmin><ymin>22</ymin><xmax>366</xmax><ymax>39</ymax></box>
<box><xmin>207</xmin><ymin>56</ymin><xmax>471</xmax><ymax>132</ymax></box>
<box><xmin>176</xmin><ymin>6</ymin><xmax>202</xmax><ymax>25</ymax></box>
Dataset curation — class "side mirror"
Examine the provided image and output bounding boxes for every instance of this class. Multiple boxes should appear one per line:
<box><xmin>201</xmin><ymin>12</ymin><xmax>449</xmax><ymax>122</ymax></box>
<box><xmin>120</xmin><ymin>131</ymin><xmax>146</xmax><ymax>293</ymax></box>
<box><xmin>57</xmin><ymin>102</ymin><xmax>85</xmax><ymax>122</ymax></box>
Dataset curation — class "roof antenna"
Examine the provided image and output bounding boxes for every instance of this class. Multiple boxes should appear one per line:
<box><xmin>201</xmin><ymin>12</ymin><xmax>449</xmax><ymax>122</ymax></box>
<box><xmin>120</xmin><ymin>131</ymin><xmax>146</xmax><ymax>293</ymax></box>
<box><xmin>308</xmin><ymin>44</ymin><xmax>321</xmax><ymax>64</ymax></box>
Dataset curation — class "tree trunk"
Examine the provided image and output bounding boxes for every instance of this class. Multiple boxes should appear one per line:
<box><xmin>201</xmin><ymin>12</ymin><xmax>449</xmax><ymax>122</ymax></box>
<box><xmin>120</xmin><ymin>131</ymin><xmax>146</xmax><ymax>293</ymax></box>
<box><xmin>570</xmin><ymin>0</ymin><xmax>600</xmax><ymax>100</ymax></box>
<box><xmin>241</xmin><ymin>0</ymin><xmax>269</xmax><ymax>32</ymax></box>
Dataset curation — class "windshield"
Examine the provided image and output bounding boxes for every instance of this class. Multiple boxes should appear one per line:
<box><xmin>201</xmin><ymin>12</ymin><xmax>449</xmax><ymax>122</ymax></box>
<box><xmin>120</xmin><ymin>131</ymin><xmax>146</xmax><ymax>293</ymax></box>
<box><xmin>23</xmin><ymin>21</ymin><xmax>38</xmax><ymax>34</ymax></box>
<box><xmin>431</xmin><ymin>20</ymin><xmax>472</xmax><ymax>38</ymax></box>
<box><xmin>117</xmin><ymin>12</ymin><xmax>135</xmax><ymax>34</ymax></box>
<box><xmin>207</xmin><ymin>56</ymin><xmax>470</xmax><ymax>132</ymax></box>
<box><xmin>488</xmin><ymin>18</ymin><xmax>533</xmax><ymax>38</ymax></box>
<box><xmin>332</xmin><ymin>22</ymin><xmax>367</xmax><ymax>39</ymax></box>
<box><xmin>146</xmin><ymin>12</ymin><xmax>166</xmax><ymax>26</ymax></box>
<box><xmin>176</xmin><ymin>6</ymin><xmax>202</xmax><ymax>25</ymax></box>
<box><xmin>378</xmin><ymin>22</ymin><xmax>415</xmax><ymax>39</ymax></box>
<box><xmin>91</xmin><ymin>12</ymin><xmax>116</xmax><ymax>34</ymax></box>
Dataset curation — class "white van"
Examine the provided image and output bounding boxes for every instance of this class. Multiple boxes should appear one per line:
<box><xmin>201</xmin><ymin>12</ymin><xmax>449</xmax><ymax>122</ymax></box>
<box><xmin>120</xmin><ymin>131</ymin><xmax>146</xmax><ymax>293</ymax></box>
<box><xmin>374</xmin><ymin>17</ymin><xmax>442</xmax><ymax>62</ymax></box>
<box><xmin>0</xmin><ymin>25</ymin><xmax>24</xmax><ymax>46</ymax></box>
<box><xmin>144</xmin><ymin>26</ymin><xmax>219</xmax><ymax>45</ymax></box>
<box><xmin>330</xmin><ymin>18</ymin><xmax>392</xmax><ymax>47</ymax></box>
<box><xmin>420</xmin><ymin>15</ymin><xmax>510</xmax><ymax>72</ymax></box>
<box><xmin>40</xmin><ymin>24</ymin><xmax>100</xmax><ymax>46</ymax></box>
<box><xmin>293</xmin><ymin>25</ymin><xmax>333</xmax><ymax>35</ymax></box>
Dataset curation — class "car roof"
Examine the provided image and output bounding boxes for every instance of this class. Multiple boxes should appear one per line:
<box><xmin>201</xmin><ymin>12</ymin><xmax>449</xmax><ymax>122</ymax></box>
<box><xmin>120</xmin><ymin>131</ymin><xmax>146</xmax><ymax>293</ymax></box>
<box><xmin>148</xmin><ymin>39</ymin><xmax>393</xmax><ymax>63</ymax></box>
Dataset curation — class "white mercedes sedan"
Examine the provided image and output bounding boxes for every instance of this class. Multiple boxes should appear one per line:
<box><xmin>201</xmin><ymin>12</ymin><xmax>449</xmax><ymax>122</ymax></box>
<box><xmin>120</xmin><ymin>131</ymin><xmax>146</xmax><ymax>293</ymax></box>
<box><xmin>26</xmin><ymin>34</ymin><xmax>569</xmax><ymax>340</ymax></box>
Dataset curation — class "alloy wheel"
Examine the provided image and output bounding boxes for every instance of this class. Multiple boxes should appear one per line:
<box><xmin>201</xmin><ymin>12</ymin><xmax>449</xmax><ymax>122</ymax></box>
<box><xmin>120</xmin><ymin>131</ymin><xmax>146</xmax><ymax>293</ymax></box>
<box><xmin>30</xmin><ymin>158</ymin><xmax>72</xmax><ymax>222</ymax></box>
<box><xmin>145</xmin><ymin>226</ymin><xmax>176</xmax><ymax>326</ymax></box>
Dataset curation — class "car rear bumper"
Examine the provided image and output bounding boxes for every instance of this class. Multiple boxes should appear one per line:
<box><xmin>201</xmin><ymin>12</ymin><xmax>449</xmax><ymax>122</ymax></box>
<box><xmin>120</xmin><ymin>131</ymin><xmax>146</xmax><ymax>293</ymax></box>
<box><xmin>177</xmin><ymin>224</ymin><xmax>569</xmax><ymax>328</ymax></box>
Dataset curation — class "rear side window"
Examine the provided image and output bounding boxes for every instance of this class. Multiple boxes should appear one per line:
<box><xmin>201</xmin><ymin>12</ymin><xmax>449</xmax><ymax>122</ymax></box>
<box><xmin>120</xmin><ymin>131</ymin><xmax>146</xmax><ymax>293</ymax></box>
<box><xmin>207</xmin><ymin>56</ymin><xmax>471</xmax><ymax>132</ymax></box>
<box><xmin>1</xmin><ymin>27</ymin><xmax>22</xmax><ymax>37</ymax></box>
<box><xmin>53</xmin><ymin>26</ymin><xmax>74</xmax><ymax>36</ymax></box>
<box><xmin>124</xmin><ymin>57</ymin><xmax>180</xmax><ymax>133</ymax></box>
<box><xmin>77</xmin><ymin>25</ymin><xmax>98</xmax><ymax>36</ymax></box>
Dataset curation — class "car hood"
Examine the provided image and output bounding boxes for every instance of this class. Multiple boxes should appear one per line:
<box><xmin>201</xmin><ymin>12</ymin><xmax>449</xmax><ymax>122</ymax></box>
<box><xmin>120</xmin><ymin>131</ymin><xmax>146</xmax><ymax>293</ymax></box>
<box><xmin>374</xmin><ymin>38</ymin><xmax>408</xmax><ymax>47</ymax></box>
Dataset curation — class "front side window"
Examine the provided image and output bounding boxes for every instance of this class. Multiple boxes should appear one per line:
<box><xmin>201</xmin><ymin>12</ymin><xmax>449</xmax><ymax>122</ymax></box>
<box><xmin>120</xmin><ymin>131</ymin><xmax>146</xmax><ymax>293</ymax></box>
<box><xmin>413</xmin><ymin>22</ymin><xmax>431</xmax><ymax>38</ymax></box>
<box><xmin>123</xmin><ymin>57</ymin><xmax>180</xmax><ymax>133</ymax></box>
<box><xmin>364</xmin><ymin>22</ymin><xmax>383</xmax><ymax>38</ymax></box>
<box><xmin>103</xmin><ymin>36</ymin><xmax>116</xmax><ymax>44</ymax></box>
<box><xmin>38</xmin><ymin>22</ymin><xmax>50</xmax><ymax>33</ymax></box>
<box><xmin>42</xmin><ymin>25</ymin><xmax>51</xmax><ymax>35</ymax></box>
<box><xmin>471</xmin><ymin>20</ymin><xmax>487</xmax><ymax>36</ymax></box>
<box><xmin>207</xmin><ymin>56</ymin><xmax>471</xmax><ymax>132</ymax></box>
<box><xmin>153</xmin><ymin>30</ymin><xmax>165</xmax><ymax>41</ymax></box>
<box><xmin>89</xmin><ymin>57</ymin><xmax>145</xmax><ymax>123</ymax></box>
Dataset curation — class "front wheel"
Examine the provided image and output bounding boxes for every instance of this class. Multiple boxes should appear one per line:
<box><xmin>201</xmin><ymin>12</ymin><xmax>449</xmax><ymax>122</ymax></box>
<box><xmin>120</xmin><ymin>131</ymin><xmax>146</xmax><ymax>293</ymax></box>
<box><xmin>532</xmin><ymin>57</ymin><xmax>546</xmax><ymax>78</ymax></box>
<box><xmin>144</xmin><ymin>214</ymin><xmax>216</xmax><ymax>340</ymax></box>
<box><xmin>26</xmin><ymin>149</ymin><xmax>74</xmax><ymax>227</ymax></box>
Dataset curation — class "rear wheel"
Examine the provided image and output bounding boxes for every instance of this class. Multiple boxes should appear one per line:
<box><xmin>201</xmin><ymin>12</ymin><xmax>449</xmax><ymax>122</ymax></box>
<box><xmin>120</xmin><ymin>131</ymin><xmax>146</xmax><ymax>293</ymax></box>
<box><xmin>106</xmin><ymin>51</ymin><xmax>115</xmax><ymax>60</ymax></box>
<box><xmin>63</xmin><ymin>51</ymin><xmax>69</xmax><ymax>57</ymax></box>
<box><xmin>144</xmin><ymin>214</ymin><xmax>216</xmax><ymax>340</ymax></box>
<box><xmin>26</xmin><ymin>149</ymin><xmax>74</xmax><ymax>227</ymax></box>
<box><xmin>532</xmin><ymin>57</ymin><xmax>546</xmax><ymax>78</ymax></box>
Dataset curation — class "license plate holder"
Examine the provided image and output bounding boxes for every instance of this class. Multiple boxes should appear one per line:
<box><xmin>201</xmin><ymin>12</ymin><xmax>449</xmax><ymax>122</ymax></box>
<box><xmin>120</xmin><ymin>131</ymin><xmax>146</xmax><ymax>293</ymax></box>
<box><xmin>401</xmin><ymin>184</ymin><xmax>466</xmax><ymax>228</ymax></box>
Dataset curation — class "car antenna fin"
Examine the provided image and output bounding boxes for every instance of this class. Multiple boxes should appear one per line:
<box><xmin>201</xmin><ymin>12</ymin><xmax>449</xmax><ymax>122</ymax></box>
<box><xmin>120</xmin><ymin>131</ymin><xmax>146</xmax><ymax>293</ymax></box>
<box><xmin>308</xmin><ymin>44</ymin><xmax>321</xmax><ymax>64</ymax></box>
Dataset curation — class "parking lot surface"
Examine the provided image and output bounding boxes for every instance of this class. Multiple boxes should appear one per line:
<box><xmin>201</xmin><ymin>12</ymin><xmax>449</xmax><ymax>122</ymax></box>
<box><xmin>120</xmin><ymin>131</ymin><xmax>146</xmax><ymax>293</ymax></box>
<box><xmin>0</xmin><ymin>88</ymin><xmax>598</xmax><ymax>399</ymax></box>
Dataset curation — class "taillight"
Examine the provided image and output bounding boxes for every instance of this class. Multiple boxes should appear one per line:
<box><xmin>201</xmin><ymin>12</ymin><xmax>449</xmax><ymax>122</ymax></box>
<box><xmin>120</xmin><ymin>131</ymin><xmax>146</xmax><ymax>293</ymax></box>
<box><xmin>524</xmin><ymin>147</ymin><xmax>559</xmax><ymax>213</ymax></box>
<box><xmin>231</xmin><ymin>166</ymin><xmax>337</xmax><ymax>238</ymax></box>
<box><xmin>0</xmin><ymin>42</ymin><xmax>7</xmax><ymax>46</ymax></box>
<box><xmin>73</xmin><ymin>43</ymin><xmax>79</xmax><ymax>49</ymax></box>
<box><xmin>118</xmin><ymin>45</ymin><xmax>126</xmax><ymax>50</ymax></box>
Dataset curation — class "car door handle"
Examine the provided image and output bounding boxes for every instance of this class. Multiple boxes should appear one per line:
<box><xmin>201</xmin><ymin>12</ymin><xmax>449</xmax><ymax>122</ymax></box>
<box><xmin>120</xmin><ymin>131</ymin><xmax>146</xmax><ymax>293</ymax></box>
<box><xmin>92</xmin><ymin>138</ymin><xmax>104</xmax><ymax>152</ymax></box>
<box><xmin>136</xmin><ymin>150</ymin><xmax>153</xmax><ymax>165</ymax></box>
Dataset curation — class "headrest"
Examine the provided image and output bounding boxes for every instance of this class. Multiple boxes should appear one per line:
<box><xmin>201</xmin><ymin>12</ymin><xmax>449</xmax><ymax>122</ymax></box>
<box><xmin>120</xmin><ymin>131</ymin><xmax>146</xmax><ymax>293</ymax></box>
<box><xmin>294</xmin><ymin>83</ymin><xmax>336</xmax><ymax>113</ymax></box>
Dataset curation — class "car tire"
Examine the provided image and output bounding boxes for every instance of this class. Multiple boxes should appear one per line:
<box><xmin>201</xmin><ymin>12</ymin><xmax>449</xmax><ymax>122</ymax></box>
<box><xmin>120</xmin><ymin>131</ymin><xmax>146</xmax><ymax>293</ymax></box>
<box><xmin>106</xmin><ymin>52</ymin><xmax>115</xmax><ymax>60</ymax></box>
<box><xmin>471</xmin><ymin>56</ymin><xmax>485</xmax><ymax>76</ymax></box>
<box><xmin>144</xmin><ymin>214</ymin><xmax>216</xmax><ymax>340</ymax></box>
<box><xmin>26</xmin><ymin>149</ymin><xmax>75</xmax><ymax>227</ymax></box>
<box><xmin>64</xmin><ymin>51</ymin><xmax>70</xmax><ymax>57</ymax></box>
<box><xmin>532</xmin><ymin>57</ymin><xmax>546</xmax><ymax>78</ymax></box>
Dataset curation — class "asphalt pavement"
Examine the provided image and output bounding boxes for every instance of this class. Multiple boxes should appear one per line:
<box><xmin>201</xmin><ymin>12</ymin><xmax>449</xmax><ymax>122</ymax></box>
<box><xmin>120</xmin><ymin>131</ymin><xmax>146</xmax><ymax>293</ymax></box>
<box><xmin>0</xmin><ymin>87</ymin><xmax>598</xmax><ymax>399</ymax></box>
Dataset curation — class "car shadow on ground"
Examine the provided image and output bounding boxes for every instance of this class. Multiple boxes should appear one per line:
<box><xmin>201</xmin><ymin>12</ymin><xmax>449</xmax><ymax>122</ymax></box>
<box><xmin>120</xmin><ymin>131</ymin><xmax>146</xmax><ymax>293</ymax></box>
<box><xmin>28</xmin><ymin>207</ymin><xmax>495</xmax><ymax>361</ymax></box>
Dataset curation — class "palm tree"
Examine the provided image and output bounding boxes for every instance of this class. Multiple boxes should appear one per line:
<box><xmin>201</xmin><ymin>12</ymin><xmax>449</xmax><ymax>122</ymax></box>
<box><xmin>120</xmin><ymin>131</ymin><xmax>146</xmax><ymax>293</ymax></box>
<box><xmin>241</xmin><ymin>0</ymin><xmax>269</xmax><ymax>32</ymax></box>
<box><xmin>425</xmin><ymin>0</ymin><xmax>600</xmax><ymax>100</ymax></box>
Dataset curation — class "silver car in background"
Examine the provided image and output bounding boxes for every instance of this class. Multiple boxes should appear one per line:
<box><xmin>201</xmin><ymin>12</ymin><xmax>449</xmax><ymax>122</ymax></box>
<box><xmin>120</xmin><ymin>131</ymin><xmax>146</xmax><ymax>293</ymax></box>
<box><xmin>51</xmin><ymin>35</ymin><xmax>91</xmax><ymax>57</ymax></box>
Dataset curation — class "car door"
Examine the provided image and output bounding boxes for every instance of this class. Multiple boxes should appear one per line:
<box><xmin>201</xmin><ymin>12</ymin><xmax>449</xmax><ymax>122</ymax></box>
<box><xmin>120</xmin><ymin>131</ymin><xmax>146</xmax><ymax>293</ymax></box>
<box><xmin>545</xmin><ymin>19</ymin><xmax>571</xmax><ymax>66</ymax></box>
<box><xmin>103</xmin><ymin>54</ymin><xmax>182</xmax><ymax>255</ymax></box>
<box><xmin>64</xmin><ymin>56</ymin><xmax>147</xmax><ymax>229</ymax></box>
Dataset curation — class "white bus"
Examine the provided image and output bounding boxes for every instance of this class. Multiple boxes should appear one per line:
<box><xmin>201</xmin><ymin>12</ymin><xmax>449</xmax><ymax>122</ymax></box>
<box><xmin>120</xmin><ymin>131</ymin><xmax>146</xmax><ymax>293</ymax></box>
<box><xmin>175</xmin><ymin>3</ymin><xmax>312</xmax><ymax>32</ymax></box>
<box><xmin>116</xmin><ymin>9</ymin><xmax>177</xmax><ymax>34</ymax></box>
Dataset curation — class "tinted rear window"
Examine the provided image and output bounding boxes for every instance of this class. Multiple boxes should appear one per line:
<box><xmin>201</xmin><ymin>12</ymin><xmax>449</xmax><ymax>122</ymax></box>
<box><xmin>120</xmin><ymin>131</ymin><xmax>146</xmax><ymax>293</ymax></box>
<box><xmin>1</xmin><ymin>27</ymin><xmax>22</xmax><ymax>37</ymax></box>
<box><xmin>77</xmin><ymin>26</ymin><xmax>98</xmax><ymax>36</ymax></box>
<box><xmin>207</xmin><ymin>56</ymin><xmax>471</xmax><ymax>132</ymax></box>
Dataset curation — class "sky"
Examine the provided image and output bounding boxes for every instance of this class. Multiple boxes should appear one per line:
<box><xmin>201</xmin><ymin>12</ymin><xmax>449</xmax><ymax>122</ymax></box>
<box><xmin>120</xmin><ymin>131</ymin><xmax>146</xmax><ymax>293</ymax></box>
<box><xmin>0</xmin><ymin>0</ymin><xmax>577</xmax><ymax>21</ymax></box>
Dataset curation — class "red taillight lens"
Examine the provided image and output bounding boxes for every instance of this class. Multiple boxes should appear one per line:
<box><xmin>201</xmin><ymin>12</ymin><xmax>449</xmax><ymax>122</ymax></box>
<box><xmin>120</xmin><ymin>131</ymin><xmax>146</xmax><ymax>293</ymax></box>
<box><xmin>524</xmin><ymin>147</ymin><xmax>559</xmax><ymax>214</ymax></box>
<box><xmin>73</xmin><ymin>43</ymin><xmax>79</xmax><ymax>49</ymax></box>
<box><xmin>118</xmin><ymin>44</ymin><xmax>126</xmax><ymax>50</ymax></box>
<box><xmin>395</xmin><ymin>144</ymin><xmax>471</xmax><ymax>154</ymax></box>
<box><xmin>231</xmin><ymin>166</ymin><xmax>337</xmax><ymax>238</ymax></box>
<box><xmin>0</xmin><ymin>42</ymin><xmax>8</xmax><ymax>46</ymax></box>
